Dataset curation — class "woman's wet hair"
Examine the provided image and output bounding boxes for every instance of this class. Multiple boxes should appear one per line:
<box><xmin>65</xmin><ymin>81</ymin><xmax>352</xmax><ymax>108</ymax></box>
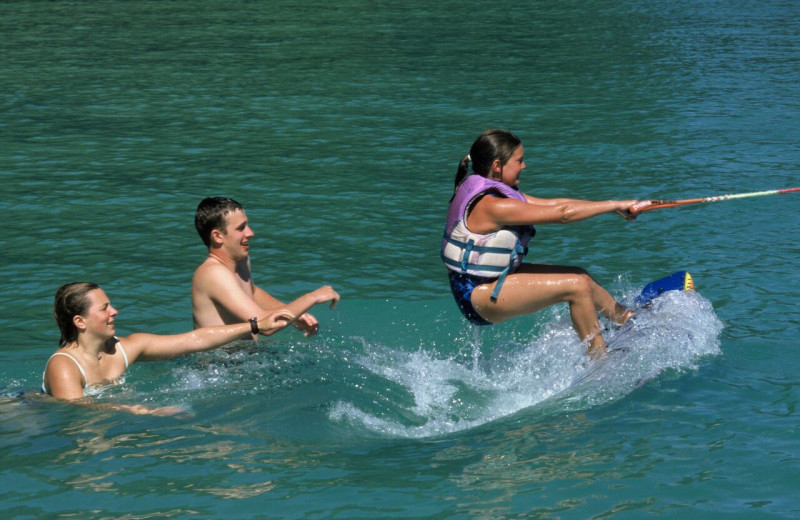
<box><xmin>452</xmin><ymin>129</ymin><xmax>522</xmax><ymax>198</ymax></box>
<box><xmin>194</xmin><ymin>197</ymin><xmax>244</xmax><ymax>247</ymax></box>
<box><xmin>54</xmin><ymin>282</ymin><xmax>100</xmax><ymax>347</ymax></box>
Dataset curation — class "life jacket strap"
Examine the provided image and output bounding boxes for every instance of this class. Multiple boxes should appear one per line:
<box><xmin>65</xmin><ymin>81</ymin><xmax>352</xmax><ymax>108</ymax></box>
<box><xmin>489</xmin><ymin>242</ymin><xmax>526</xmax><ymax>301</ymax></box>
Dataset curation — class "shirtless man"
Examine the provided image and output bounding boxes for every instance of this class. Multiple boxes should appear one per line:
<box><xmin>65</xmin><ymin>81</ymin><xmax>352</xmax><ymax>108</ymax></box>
<box><xmin>192</xmin><ymin>197</ymin><xmax>339</xmax><ymax>336</ymax></box>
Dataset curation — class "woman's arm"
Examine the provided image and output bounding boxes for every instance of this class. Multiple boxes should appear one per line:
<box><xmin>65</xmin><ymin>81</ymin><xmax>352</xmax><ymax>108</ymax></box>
<box><xmin>125</xmin><ymin>310</ymin><xmax>296</xmax><ymax>362</ymax></box>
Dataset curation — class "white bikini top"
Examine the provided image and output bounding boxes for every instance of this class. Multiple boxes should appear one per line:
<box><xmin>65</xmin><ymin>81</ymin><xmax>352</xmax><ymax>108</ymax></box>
<box><xmin>42</xmin><ymin>340</ymin><xmax>129</xmax><ymax>395</ymax></box>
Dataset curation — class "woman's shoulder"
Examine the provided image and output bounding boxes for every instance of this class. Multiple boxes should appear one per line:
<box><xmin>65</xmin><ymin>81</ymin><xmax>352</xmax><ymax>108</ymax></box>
<box><xmin>114</xmin><ymin>332</ymin><xmax>158</xmax><ymax>363</ymax></box>
<box><xmin>43</xmin><ymin>350</ymin><xmax>87</xmax><ymax>394</ymax></box>
<box><xmin>45</xmin><ymin>350</ymin><xmax>83</xmax><ymax>372</ymax></box>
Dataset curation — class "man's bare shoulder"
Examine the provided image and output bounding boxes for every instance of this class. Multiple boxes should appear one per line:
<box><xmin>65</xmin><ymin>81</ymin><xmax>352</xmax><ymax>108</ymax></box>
<box><xmin>195</xmin><ymin>255</ymin><xmax>239</xmax><ymax>276</ymax></box>
<box><xmin>192</xmin><ymin>256</ymin><xmax>259</xmax><ymax>327</ymax></box>
<box><xmin>192</xmin><ymin>257</ymin><xmax>236</xmax><ymax>291</ymax></box>
<box><xmin>192</xmin><ymin>256</ymin><xmax>255</xmax><ymax>299</ymax></box>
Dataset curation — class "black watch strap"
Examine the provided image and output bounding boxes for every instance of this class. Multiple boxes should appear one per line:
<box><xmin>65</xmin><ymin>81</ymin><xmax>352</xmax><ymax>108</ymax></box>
<box><xmin>249</xmin><ymin>317</ymin><xmax>259</xmax><ymax>335</ymax></box>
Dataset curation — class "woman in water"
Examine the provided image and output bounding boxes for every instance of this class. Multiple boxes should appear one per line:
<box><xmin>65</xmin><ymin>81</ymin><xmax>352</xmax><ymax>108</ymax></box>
<box><xmin>44</xmin><ymin>282</ymin><xmax>337</xmax><ymax>409</ymax></box>
<box><xmin>442</xmin><ymin>129</ymin><xmax>639</xmax><ymax>357</ymax></box>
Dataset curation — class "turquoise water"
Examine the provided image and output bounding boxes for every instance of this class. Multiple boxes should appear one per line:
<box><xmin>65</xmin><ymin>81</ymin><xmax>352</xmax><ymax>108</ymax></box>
<box><xmin>1</xmin><ymin>0</ymin><xmax>798</xmax><ymax>518</ymax></box>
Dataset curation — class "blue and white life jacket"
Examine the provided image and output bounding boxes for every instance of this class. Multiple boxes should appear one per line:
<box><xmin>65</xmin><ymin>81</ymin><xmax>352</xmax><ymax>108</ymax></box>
<box><xmin>441</xmin><ymin>175</ymin><xmax>535</xmax><ymax>301</ymax></box>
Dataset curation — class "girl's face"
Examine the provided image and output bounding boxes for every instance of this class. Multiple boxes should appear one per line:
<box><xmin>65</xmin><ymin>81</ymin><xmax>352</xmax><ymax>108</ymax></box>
<box><xmin>490</xmin><ymin>145</ymin><xmax>525</xmax><ymax>187</ymax></box>
<box><xmin>77</xmin><ymin>289</ymin><xmax>118</xmax><ymax>339</ymax></box>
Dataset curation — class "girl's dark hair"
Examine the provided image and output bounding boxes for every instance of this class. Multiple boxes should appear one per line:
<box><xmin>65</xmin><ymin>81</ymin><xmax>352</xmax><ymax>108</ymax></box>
<box><xmin>54</xmin><ymin>282</ymin><xmax>100</xmax><ymax>347</ymax></box>
<box><xmin>194</xmin><ymin>197</ymin><xmax>244</xmax><ymax>247</ymax></box>
<box><xmin>452</xmin><ymin>129</ymin><xmax>522</xmax><ymax>199</ymax></box>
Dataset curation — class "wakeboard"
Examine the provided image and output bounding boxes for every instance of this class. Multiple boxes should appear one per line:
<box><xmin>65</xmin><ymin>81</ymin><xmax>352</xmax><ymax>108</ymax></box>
<box><xmin>634</xmin><ymin>271</ymin><xmax>695</xmax><ymax>307</ymax></box>
<box><xmin>607</xmin><ymin>271</ymin><xmax>696</xmax><ymax>351</ymax></box>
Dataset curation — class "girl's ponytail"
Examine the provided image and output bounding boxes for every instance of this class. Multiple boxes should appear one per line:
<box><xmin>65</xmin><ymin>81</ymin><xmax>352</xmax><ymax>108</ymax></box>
<box><xmin>450</xmin><ymin>154</ymin><xmax>471</xmax><ymax>201</ymax></box>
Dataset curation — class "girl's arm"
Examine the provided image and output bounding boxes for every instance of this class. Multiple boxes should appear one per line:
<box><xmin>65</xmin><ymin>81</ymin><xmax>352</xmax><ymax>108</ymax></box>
<box><xmin>470</xmin><ymin>194</ymin><xmax>638</xmax><ymax>232</ymax></box>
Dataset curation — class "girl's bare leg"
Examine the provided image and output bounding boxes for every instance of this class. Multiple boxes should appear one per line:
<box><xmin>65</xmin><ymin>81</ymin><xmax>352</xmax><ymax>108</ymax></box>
<box><xmin>470</xmin><ymin>264</ymin><xmax>631</xmax><ymax>358</ymax></box>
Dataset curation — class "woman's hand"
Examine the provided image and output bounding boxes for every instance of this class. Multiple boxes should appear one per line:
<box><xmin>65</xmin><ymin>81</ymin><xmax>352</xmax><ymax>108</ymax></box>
<box><xmin>257</xmin><ymin>308</ymin><xmax>297</xmax><ymax>336</ymax></box>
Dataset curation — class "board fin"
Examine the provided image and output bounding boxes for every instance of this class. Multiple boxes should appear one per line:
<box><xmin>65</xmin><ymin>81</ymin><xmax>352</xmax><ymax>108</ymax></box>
<box><xmin>634</xmin><ymin>271</ymin><xmax>694</xmax><ymax>307</ymax></box>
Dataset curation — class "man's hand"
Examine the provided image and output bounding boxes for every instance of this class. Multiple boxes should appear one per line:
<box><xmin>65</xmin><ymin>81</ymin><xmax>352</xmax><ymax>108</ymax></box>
<box><xmin>293</xmin><ymin>287</ymin><xmax>340</xmax><ymax>336</ymax></box>
<box><xmin>294</xmin><ymin>313</ymin><xmax>320</xmax><ymax>337</ymax></box>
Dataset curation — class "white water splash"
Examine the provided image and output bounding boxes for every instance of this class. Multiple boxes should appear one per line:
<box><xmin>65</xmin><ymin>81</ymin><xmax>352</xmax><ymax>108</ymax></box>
<box><xmin>329</xmin><ymin>290</ymin><xmax>723</xmax><ymax>438</ymax></box>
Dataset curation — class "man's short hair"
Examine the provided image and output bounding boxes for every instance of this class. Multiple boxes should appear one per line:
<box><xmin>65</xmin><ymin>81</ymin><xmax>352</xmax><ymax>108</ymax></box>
<box><xmin>195</xmin><ymin>197</ymin><xmax>244</xmax><ymax>247</ymax></box>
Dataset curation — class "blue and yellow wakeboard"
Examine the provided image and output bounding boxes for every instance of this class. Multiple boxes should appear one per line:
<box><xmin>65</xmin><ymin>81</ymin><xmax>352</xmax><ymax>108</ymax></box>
<box><xmin>634</xmin><ymin>271</ymin><xmax>695</xmax><ymax>307</ymax></box>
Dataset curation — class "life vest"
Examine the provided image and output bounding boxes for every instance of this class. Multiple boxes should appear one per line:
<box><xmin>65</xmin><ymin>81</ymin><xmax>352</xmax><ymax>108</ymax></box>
<box><xmin>441</xmin><ymin>175</ymin><xmax>535</xmax><ymax>301</ymax></box>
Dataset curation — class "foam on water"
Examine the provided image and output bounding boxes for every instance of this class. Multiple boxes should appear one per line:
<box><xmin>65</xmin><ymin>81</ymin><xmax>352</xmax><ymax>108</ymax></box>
<box><xmin>10</xmin><ymin>290</ymin><xmax>723</xmax><ymax>440</ymax></box>
<box><xmin>329</xmin><ymin>290</ymin><xmax>723</xmax><ymax>438</ymax></box>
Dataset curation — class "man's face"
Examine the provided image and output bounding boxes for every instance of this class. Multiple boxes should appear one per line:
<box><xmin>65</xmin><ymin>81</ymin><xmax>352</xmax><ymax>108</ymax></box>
<box><xmin>219</xmin><ymin>209</ymin><xmax>254</xmax><ymax>260</ymax></box>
